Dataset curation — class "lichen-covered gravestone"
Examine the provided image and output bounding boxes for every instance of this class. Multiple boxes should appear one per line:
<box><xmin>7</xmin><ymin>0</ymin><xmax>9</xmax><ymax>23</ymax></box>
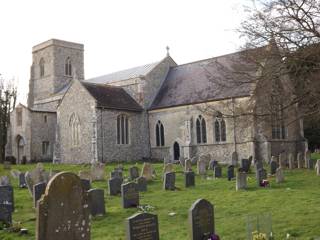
<box><xmin>108</xmin><ymin>177</ymin><xmax>123</xmax><ymax>196</ymax></box>
<box><xmin>33</xmin><ymin>182</ymin><xmax>46</xmax><ymax>208</ymax></box>
<box><xmin>185</xmin><ymin>159</ymin><xmax>192</xmax><ymax>172</ymax></box>
<box><xmin>141</xmin><ymin>162</ymin><xmax>154</xmax><ymax>181</ymax></box>
<box><xmin>185</xmin><ymin>171</ymin><xmax>195</xmax><ymax>188</ymax></box>
<box><xmin>163</xmin><ymin>172</ymin><xmax>175</xmax><ymax>190</ymax></box>
<box><xmin>315</xmin><ymin>160</ymin><xmax>320</xmax><ymax>176</ymax></box>
<box><xmin>121</xmin><ymin>182</ymin><xmax>139</xmax><ymax>208</ymax></box>
<box><xmin>91</xmin><ymin>162</ymin><xmax>105</xmax><ymax>181</ymax></box>
<box><xmin>297</xmin><ymin>152</ymin><xmax>303</xmax><ymax>168</ymax></box>
<box><xmin>275</xmin><ymin>168</ymin><xmax>285</xmax><ymax>183</ymax></box>
<box><xmin>36</xmin><ymin>172</ymin><xmax>90</xmax><ymax>240</ymax></box>
<box><xmin>288</xmin><ymin>153</ymin><xmax>294</xmax><ymax>169</ymax></box>
<box><xmin>129</xmin><ymin>166</ymin><xmax>139</xmax><ymax>180</ymax></box>
<box><xmin>0</xmin><ymin>185</ymin><xmax>14</xmax><ymax>225</ymax></box>
<box><xmin>88</xmin><ymin>189</ymin><xmax>105</xmax><ymax>216</ymax></box>
<box><xmin>197</xmin><ymin>158</ymin><xmax>206</xmax><ymax>176</ymax></box>
<box><xmin>232</xmin><ymin>151</ymin><xmax>238</xmax><ymax>166</ymax></box>
<box><xmin>188</xmin><ymin>199</ymin><xmax>215</xmax><ymax>240</ymax></box>
<box><xmin>126</xmin><ymin>212</ymin><xmax>159</xmax><ymax>240</ymax></box>
<box><xmin>163</xmin><ymin>163</ymin><xmax>174</xmax><ymax>174</ymax></box>
<box><xmin>305</xmin><ymin>150</ymin><xmax>311</xmax><ymax>169</ymax></box>
<box><xmin>236</xmin><ymin>171</ymin><xmax>247</xmax><ymax>191</ymax></box>
<box><xmin>25</xmin><ymin>166</ymin><xmax>47</xmax><ymax>196</ymax></box>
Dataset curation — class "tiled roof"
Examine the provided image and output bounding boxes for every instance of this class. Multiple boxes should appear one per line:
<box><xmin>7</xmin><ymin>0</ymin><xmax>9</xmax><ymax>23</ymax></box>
<box><xmin>82</xmin><ymin>82</ymin><xmax>143</xmax><ymax>112</ymax></box>
<box><xmin>150</xmin><ymin>51</ymin><xmax>257</xmax><ymax>110</ymax></box>
<box><xmin>85</xmin><ymin>62</ymin><xmax>159</xmax><ymax>84</ymax></box>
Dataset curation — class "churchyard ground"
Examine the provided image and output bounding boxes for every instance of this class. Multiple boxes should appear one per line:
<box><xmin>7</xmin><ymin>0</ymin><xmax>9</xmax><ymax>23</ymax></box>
<box><xmin>0</xmin><ymin>156</ymin><xmax>320</xmax><ymax>240</ymax></box>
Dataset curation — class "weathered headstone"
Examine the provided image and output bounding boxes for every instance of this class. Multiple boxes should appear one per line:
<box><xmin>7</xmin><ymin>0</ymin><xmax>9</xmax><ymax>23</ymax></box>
<box><xmin>0</xmin><ymin>176</ymin><xmax>10</xmax><ymax>186</ymax></box>
<box><xmin>3</xmin><ymin>161</ymin><xmax>11</xmax><ymax>170</ymax></box>
<box><xmin>79</xmin><ymin>170</ymin><xmax>92</xmax><ymax>181</ymax></box>
<box><xmin>315</xmin><ymin>160</ymin><xmax>320</xmax><ymax>176</ymax></box>
<box><xmin>0</xmin><ymin>185</ymin><xmax>14</xmax><ymax>225</ymax></box>
<box><xmin>126</xmin><ymin>212</ymin><xmax>159</xmax><ymax>240</ymax></box>
<box><xmin>19</xmin><ymin>172</ymin><xmax>27</xmax><ymax>188</ymax></box>
<box><xmin>188</xmin><ymin>199</ymin><xmax>215</xmax><ymax>240</ymax></box>
<box><xmin>232</xmin><ymin>152</ymin><xmax>238</xmax><ymax>166</ymax></box>
<box><xmin>236</xmin><ymin>171</ymin><xmax>247</xmax><ymax>191</ymax></box>
<box><xmin>25</xmin><ymin>166</ymin><xmax>47</xmax><ymax>196</ymax></box>
<box><xmin>227</xmin><ymin>165</ymin><xmax>235</xmax><ymax>181</ymax></box>
<box><xmin>275</xmin><ymin>168</ymin><xmax>285</xmax><ymax>183</ymax></box>
<box><xmin>179</xmin><ymin>156</ymin><xmax>186</xmax><ymax>167</ymax></box>
<box><xmin>288</xmin><ymin>153</ymin><xmax>294</xmax><ymax>169</ymax></box>
<box><xmin>129</xmin><ymin>166</ymin><xmax>139</xmax><ymax>180</ymax></box>
<box><xmin>88</xmin><ymin>188</ymin><xmax>105</xmax><ymax>216</ymax></box>
<box><xmin>270</xmin><ymin>161</ymin><xmax>278</xmax><ymax>175</ymax></box>
<box><xmin>214</xmin><ymin>166</ymin><xmax>222</xmax><ymax>178</ymax></box>
<box><xmin>163</xmin><ymin>163</ymin><xmax>174</xmax><ymax>174</ymax></box>
<box><xmin>121</xmin><ymin>182</ymin><xmax>139</xmax><ymax>208</ymax></box>
<box><xmin>208</xmin><ymin>160</ymin><xmax>218</xmax><ymax>170</ymax></box>
<box><xmin>136</xmin><ymin>176</ymin><xmax>147</xmax><ymax>192</ymax></box>
<box><xmin>197</xmin><ymin>158</ymin><xmax>207</xmax><ymax>176</ymax></box>
<box><xmin>163</xmin><ymin>172</ymin><xmax>175</xmax><ymax>190</ymax></box>
<box><xmin>110</xmin><ymin>170</ymin><xmax>123</xmax><ymax>179</ymax></box>
<box><xmin>297</xmin><ymin>152</ymin><xmax>303</xmax><ymax>168</ymax></box>
<box><xmin>36</xmin><ymin>172</ymin><xmax>90</xmax><ymax>240</ymax></box>
<box><xmin>256</xmin><ymin>168</ymin><xmax>267</xmax><ymax>186</ymax></box>
<box><xmin>33</xmin><ymin>182</ymin><xmax>46</xmax><ymax>208</ymax></box>
<box><xmin>185</xmin><ymin>159</ymin><xmax>192</xmax><ymax>172</ymax></box>
<box><xmin>241</xmin><ymin>159</ymin><xmax>250</xmax><ymax>173</ymax></box>
<box><xmin>141</xmin><ymin>162</ymin><xmax>153</xmax><ymax>181</ymax></box>
<box><xmin>305</xmin><ymin>150</ymin><xmax>311</xmax><ymax>169</ymax></box>
<box><xmin>185</xmin><ymin>171</ymin><xmax>195</xmax><ymax>187</ymax></box>
<box><xmin>108</xmin><ymin>177</ymin><xmax>123</xmax><ymax>196</ymax></box>
<box><xmin>81</xmin><ymin>179</ymin><xmax>91</xmax><ymax>191</ymax></box>
<box><xmin>91</xmin><ymin>162</ymin><xmax>105</xmax><ymax>181</ymax></box>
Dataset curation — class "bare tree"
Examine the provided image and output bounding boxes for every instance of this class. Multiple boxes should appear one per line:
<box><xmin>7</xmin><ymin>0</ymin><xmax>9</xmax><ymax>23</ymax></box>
<box><xmin>0</xmin><ymin>75</ymin><xmax>17</xmax><ymax>162</ymax></box>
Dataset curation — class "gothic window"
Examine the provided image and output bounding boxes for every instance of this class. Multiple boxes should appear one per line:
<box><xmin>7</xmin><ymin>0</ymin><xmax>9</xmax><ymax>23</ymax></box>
<box><xmin>69</xmin><ymin>113</ymin><xmax>81</xmax><ymax>147</ymax></box>
<box><xmin>16</xmin><ymin>108</ymin><xmax>22</xmax><ymax>126</ymax></box>
<box><xmin>44</xmin><ymin>115</ymin><xmax>47</xmax><ymax>123</ymax></box>
<box><xmin>272</xmin><ymin>104</ymin><xmax>286</xmax><ymax>139</ymax></box>
<box><xmin>39</xmin><ymin>58</ymin><xmax>45</xmax><ymax>77</ymax></box>
<box><xmin>215</xmin><ymin>118</ymin><xmax>227</xmax><ymax>142</ymax></box>
<box><xmin>117</xmin><ymin>114</ymin><xmax>129</xmax><ymax>144</ymax></box>
<box><xmin>42</xmin><ymin>141</ymin><xmax>50</xmax><ymax>155</ymax></box>
<box><xmin>65</xmin><ymin>57</ymin><xmax>72</xmax><ymax>76</ymax></box>
<box><xmin>156</xmin><ymin>121</ymin><xmax>165</xmax><ymax>146</ymax></box>
<box><xmin>196</xmin><ymin>115</ymin><xmax>207</xmax><ymax>144</ymax></box>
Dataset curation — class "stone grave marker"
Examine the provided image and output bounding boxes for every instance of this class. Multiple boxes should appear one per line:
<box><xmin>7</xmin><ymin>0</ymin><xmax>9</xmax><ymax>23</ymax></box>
<box><xmin>25</xmin><ymin>166</ymin><xmax>47</xmax><ymax>196</ymax></box>
<box><xmin>141</xmin><ymin>162</ymin><xmax>153</xmax><ymax>181</ymax></box>
<box><xmin>197</xmin><ymin>158</ymin><xmax>206</xmax><ymax>176</ymax></box>
<box><xmin>0</xmin><ymin>176</ymin><xmax>10</xmax><ymax>186</ymax></box>
<box><xmin>121</xmin><ymin>182</ymin><xmax>139</xmax><ymax>208</ymax></box>
<box><xmin>10</xmin><ymin>169</ymin><xmax>20</xmax><ymax>178</ymax></box>
<box><xmin>227</xmin><ymin>165</ymin><xmax>234</xmax><ymax>181</ymax></box>
<box><xmin>179</xmin><ymin>156</ymin><xmax>186</xmax><ymax>167</ymax></box>
<box><xmin>270</xmin><ymin>161</ymin><xmax>278</xmax><ymax>175</ymax></box>
<box><xmin>79</xmin><ymin>170</ymin><xmax>92</xmax><ymax>181</ymax></box>
<box><xmin>3</xmin><ymin>161</ymin><xmax>11</xmax><ymax>170</ymax></box>
<box><xmin>256</xmin><ymin>168</ymin><xmax>267</xmax><ymax>186</ymax></box>
<box><xmin>0</xmin><ymin>185</ymin><xmax>14</xmax><ymax>225</ymax></box>
<box><xmin>36</xmin><ymin>172</ymin><xmax>90</xmax><ymax>240</ymax></box>
<box><xmin>108</xmin><ymin>177</ymin><xmax>123</xmax><ymax>196</ymax></box>
<box><xmin>232</xmin><ymin>151</ymin><xmax>238</xmax><ymax>166</ymax></box>
<box><xmin>163</xmin><ymin>172</ymin><xmax>175</xmax><ymax>190</ymax></box>
<box><xmin>81</xmin><ymin>179</ymin><xmax>91</xmax><ymax>191</ymax></box>
<box><xmin>236</xmin><ymin>171</ymin><xmax>247</xmax><ymax>191</ymax></box>
<box><xmin>241</xmin><ymin>159</ymin><xmax>250</xmax><ymax>173</ymax></box>
<box><xmin>88</xmin><ymin>188</ymin><xmax>105</xmax><ymax>216</ymax></box>
<box><xmin>129</xmin><ymin>166</ymin><xmax>139</xmax><ymax>180</ymax></box>
<box><xmin>208</xmin><ymin>160</ymin><xmax>218</xmax><ymax>170</ymax></box>
<box><xmin>126</xmin><ymin>212</ymin><xmax>159</xmax><ymax>240</ymax></box>
<box><xmin>33</xmin><ymin>182</ymin><xmax>46</xmax><ymax>208</ymax></box>
<box><xmin>163</xmin><ymin>163</ymin><xmax>174</xmax><ymax>174</ymax></box>
<box><xmin>297</xmin><ymin>152</ymin><xmax>303</xmax><ymax>168</ymax></box>
<box><xmin>188</xmin><ymin>198</ymin><xmax>215</xmax><ymax>240</ymax></box>
<box><xmin>185</xmin><ymin>159</ymin><xmax>192</xmax><ymax>172</ymax></box>
<box><xmin>288</xmin><ymin>153</ymin><xmax>294</xmax><ymax>169</ymax></box>
<box><xmin>185</xmin><ymin>171</ymin><xmax>195</xmax><ymax>188</ymax></box>
<box><xmin>136</xmin><ymin>176</ymin><xmax>147</xmax><ymax>192</ymax></box>
<box><xmin>91</xmin><ymin>162</ymin><xmax>105</xmax><ymax>181</ymax></box>
<box><xmin>214</xmin><ymin>166</ymin><xmax>222</xmax><ymax>178</ymax></box>
<box><xmin>19</xmin><ymin>172</ymin><xmax>27</xmax><ymax>188</ymax></box>
<box><xmin>315</xmin><ymin>160</ymin><xmax>320</xmax><ymax>176</ymax></box>
<box><xmin>305</xmin><ymin>151</ymin><xmax>311</xmax><ymax>169</ymax></box>
<box><xmin>110</xmin><ymin>169</ymin><xmax>123</xmax><ymax>179</ymax></box>
<box><xmin>275</xmin><ymin>168</ymin><xmax>285</xmax><ymax>183</ymax></box>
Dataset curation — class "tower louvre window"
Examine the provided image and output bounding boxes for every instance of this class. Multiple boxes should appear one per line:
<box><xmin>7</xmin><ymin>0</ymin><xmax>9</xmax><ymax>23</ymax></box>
<box><xmin>65</xmin><ymin>57</ymin><xmax>72</xmax><ymax>76</ymax></box>
<box><xmin>39</xmin><ymin>58</ymin><xmax>45</xmax><ymax>77</ymax></box>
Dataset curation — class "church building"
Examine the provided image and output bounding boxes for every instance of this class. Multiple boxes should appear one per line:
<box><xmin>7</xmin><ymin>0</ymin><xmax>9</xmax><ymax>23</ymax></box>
<box><xmin>5</xmin><ymin>39</ymin><xmax>307</xmax><ymax>164</ymax></box>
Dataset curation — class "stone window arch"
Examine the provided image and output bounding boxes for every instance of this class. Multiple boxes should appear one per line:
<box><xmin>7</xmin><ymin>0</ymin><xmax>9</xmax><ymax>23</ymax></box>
<box><xmin>117</xmin><ymin>114</ymin><xmax>129</xmax><ymax>144</ymax></box>
<box><xmin>69</xmin><ymin>113</ymin><xmax>81</xmax><ymax>147</ymax></box>
<box><xmin>215</xmin><ymin>117</ymin><xmax>226</xmax><ymax>142</ymax></box>
<box><xmin>196</xmin><ymin>115</ymin><xmax>207</xmax><ymax>144</ymax></box>
<box><xmin>271</xmin><ymin>104</ymin><xmax>286</xmax><ymax>139</ymax></box>
<box><xmin>39</xmin><ymin>58</ymin><xmax>45</xmax><ymax>77</ymax></box>
<box><xmin>65</xmin><ymin>57</ymin><xmax>72</xmax><ymax>76</ymax></box>
<box><xmin>156</xmin><ymin>120</ymin><xmax>165</xmax><ymax>146</ymax></box>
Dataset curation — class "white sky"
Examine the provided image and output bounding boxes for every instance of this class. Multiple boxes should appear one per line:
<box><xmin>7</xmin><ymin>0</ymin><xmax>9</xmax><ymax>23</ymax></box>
<box><xmin>0</xmin><ymin>0</ymin><xmax>252</xmax><ymax>104</ymax></box>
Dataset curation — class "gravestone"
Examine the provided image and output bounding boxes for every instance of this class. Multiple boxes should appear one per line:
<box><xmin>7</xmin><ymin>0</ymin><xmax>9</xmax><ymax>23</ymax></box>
<box><xmin>19</xmin><ymin>172</ymin><xmax>27</xmax><ymax>188</ymax></box>
<box><xmin>214</xmin><ymin>166</ymin><xmax>222</xmax><ymax>178</ymax></box>
<box><xmin>188</xmin><ymin>199</ymin><xmax>214</xmax><ymax>240</ymax></box>
<box><xmin>236</xmin><ymin>171</ymin><xmax>247</xmax><ymax>191</ymax></box>
<box><xmin>25</xmin><ymin>166</ymin><xmax>47</xmax><ymax>196</ymax></box>
<box><xmin>197</xmin><ymin>158</ymin><xmax>206</xmax><ymax>175</ymax></box>
<box><xmin>227</xmin><ymin>165</ymin><xmax>234</xmax><ymax>181</ymax></box>
<box><xmin>208</xmin><ymin>160</ymin><xmax>218</xmax><ymax>170</ymax></box>
<box><xmin>288</xmin><ymin>153</ymin><xmax>294</xmax><ymax>169</ymax></box>
<box><xmin>270</xmin><ymin>161</ymin><xmax>278</xmax><ymax>175</ymax></box>
<box><xmin>79</xmin><ymin>170</ymin><xmax>92</xmax><ymax>181</ymax></box>
<box><xmin>279</xmin><ymin>152</ymin><xmax>286</xmax><ymax>168</ymax></box>
<box><xmin>179</xmin><ymin>156</ymin><xmax>186</xmax><ymax>167</ymax></box>
<box><xmin>81</xmin><ymin>179</ymin><xmax>91</xmax><ymax>191</ymax></box>
<box><xmin>121</xmin><ymin>182</ymin><xmax>139</xmax><ymax>208</ymax></box>
<box><xmin>232</xmin><ymin>151</ymin><xmax>238</xmax><ymax>166</ymax></box>
<box><xmin>315</xmin><ymin>160</ymin><xmax>320</xmax><ymax>176</ymax></box>
<box><xmin>163</xmin><ymin>172</ymin><xmax>175</xmax><ymax>190</ymax></box>
<box><xmin>191</xmin><ymin>156</ymin><xmax>198</xmax><ymax>165</ymax></box>
<box><xmin>3</xmin><ymin>161</ymin><xmax>11</xmax><ymax>170</ymax></box>
<box><xmin>185</xmin><ymin>171</ymin><xmax>195</xmax><ymax>187</ymax></box>
<box><xmin>141</xmin><ymin>162</ymin><xmax>153</xmax><ymax>181</ymax></box>
<box><xmin>0</xmin><ymin>176</ymin><xmax>10</xmax><ymax>186</ymax></box>
<box><xmin>108</xmin><ymin>177</ymin><xmax>123</xmax><ymax>196</ymax></box>
<box><xmin>275</xmin><ymin>168</ymin><xmax>285</xmax><ymax>183</ymax></box>
<box><xmin>185</xmin><ymin>159</ymin><xmax>192</xmax><ymax>172</ymax></box>
<box><xmin>297</xmin><ymin>152</ymin><xmax>303</xmax><ymax>168</ymax></box>
<box><xmin>136</xmin><ymin>176</ymin><xmax>147</xmax><ymax>192</ymax></box>
<box><xmin>305</xmin><ymin>151</ymin><xmax>311</xmax><ymax>169</ymax></box>
<box><xmin>88</xmin><ymin>188</ymin><xmax>105</xmax><ymax>216</ymax></box>
<box><xmin>110</xmin><ymin>170</ymin><xmax>123</xmax><ymax>179</ymax></box>
<box><xmin>0</xmin><ymin>185</ymin><xmax>14</xmax><ymax>225</ymax></box>
<box><xmin>163</xmin><ymin>163</ymin><xmax>174</xmax><ymax>174</ymax></box>
<box><xmin>91</xmin><ymin>162</ymin><xmax>105</xmax><ymax>181</ymax></box>
<box><xmin>256</xmin><ymin>168</ymin><xmax>267</xmax><ymax>186</ymax></box>
<box><xmin>241</xmin><ymin>159</ymin><xmax>250</xmax><ymax>173</ymax></box>
<box><xmin>10</xmin><ymin>169</ymin><xmax>20</xmax><ymax>178</ymax></box>
<box><xmin>129</xmin><ymin>166</ymin><xmax>139</xmax><ymax>180</ymax></box>
<box><xmin>36</xmin><ymin>172</ymin><xmax>90</xmax><ymax>240</ymax></box>
<box><xmin>126</xmin><ymin>212</ymin><xmax>159</xmax><ymax>240</ymax></box>
<box><xmin>33</xmin><ymin>182</ymin><xmax>46</xmax><ymax>208</ymax></box>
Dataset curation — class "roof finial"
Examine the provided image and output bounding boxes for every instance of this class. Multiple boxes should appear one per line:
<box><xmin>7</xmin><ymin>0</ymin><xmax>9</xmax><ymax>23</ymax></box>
<box><xmin>166</xmin><ymin>46</ymin><xmax>170</xmax><ymax>57</ymax></box>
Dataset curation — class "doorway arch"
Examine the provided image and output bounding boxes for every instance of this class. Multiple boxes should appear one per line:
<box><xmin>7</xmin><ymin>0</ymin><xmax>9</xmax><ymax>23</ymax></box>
<box><xmin>173</xmin><ymin>142</ymin><xmax>180</xmax><ymax>160</ymax></box>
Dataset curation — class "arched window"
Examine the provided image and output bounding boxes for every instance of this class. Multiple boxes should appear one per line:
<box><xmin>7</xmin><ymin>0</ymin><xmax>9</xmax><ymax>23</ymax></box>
<box><xmin>39</xmin><ymin>58</ymin><xmax>45</xmax><ymax>77</ymax></box>
<box><xmin>215</xmin><ymin>118</ymin><xmax>227</xmax><ymax>142</ymax></box>
<box><xmin>69</xmin><ymin>113</ymin><xmax>81</xmax><ymax>147</ymax></box>
<box><xmin>117</xmin><ymin>114</ymin><xmax>129</xmax><ymax>144</ymax></box>
<box><xmin>65</xmin><ymin>57</ymin><xmax>72</xmax><ymax>76</ymax></box>
<box><xmin>272</xmin><ymin>104</ymin><xmax>286</xmax><ymax>139</ymax></box>
<box><xmin>196</xmin><ymin>115</ymin><xmax>207</xmax><ymax>144</ymax></box>
<box><xmin>156</xmin><ymin>121</ymin><xmax>165</xmax><ymax>146</ymax></box>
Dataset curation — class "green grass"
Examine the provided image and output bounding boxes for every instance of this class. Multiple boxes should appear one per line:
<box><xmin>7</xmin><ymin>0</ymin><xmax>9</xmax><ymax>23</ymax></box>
<box><xmin>0</xmin><ymin>158</ymin><xmax>320</xmax><ymax>240</ymax></box>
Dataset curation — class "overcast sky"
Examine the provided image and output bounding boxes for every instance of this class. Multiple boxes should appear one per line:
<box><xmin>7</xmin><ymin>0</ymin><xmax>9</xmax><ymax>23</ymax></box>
<box><xmin>0</xmin><ymin>0</ymin><xmax>252</xmax><ymax>104</ymax></box>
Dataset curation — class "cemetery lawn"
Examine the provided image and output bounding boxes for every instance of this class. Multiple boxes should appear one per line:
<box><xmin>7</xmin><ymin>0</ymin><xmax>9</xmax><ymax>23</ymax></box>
<box><xmin>1</xmin><ymin>158</ymin><xmax>320</xmax><ymax>240</ymax></box>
